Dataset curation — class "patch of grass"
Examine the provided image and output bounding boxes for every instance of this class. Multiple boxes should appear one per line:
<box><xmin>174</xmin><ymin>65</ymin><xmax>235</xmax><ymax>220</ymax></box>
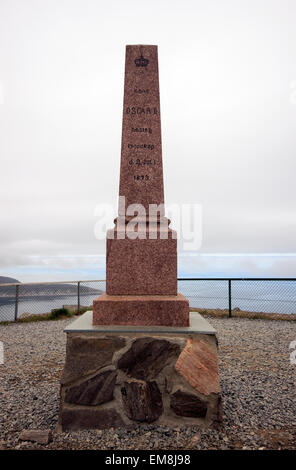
<box><xmin>6</xmin><ymin>305</ymin><xmax>93</xmax><ymax>324</ymax></box>
<box><xmin>18</xmin><ymin>313</ymin><xmax>52</xmax><ymax>323</ymax></box>
<box><xmin>190</xmin><ymin>307</ymin><xmax>296</xmax><ymax>321</ymax></box>
<box><xmin>49</xmin><ymin>307</ymin><xmax>72</xmax><ymax>320</ymax></box>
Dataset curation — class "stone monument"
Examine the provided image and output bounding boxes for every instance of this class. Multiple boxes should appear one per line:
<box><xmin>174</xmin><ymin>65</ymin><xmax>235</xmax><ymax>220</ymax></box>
<box><xmin>93</xmin><ymin>45</ymin><xmax>189</xmax><ymax>327</ymax></box>
<box><xmin>58</xmin><ymin>45</ymin><xmax>222</xmax><ymax>431</ymax></box>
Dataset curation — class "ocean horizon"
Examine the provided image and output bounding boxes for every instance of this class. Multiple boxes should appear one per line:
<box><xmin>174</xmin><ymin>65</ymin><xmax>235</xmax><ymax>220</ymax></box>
<box><xmin>0</xmin><ymin>279</ymin><xmax>295</xmax><ymax>322</ymax></box>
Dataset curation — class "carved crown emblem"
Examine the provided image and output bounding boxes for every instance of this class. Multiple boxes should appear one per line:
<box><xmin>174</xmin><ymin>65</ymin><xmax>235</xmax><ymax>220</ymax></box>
<box><xmin>134</xmin><ymin>54</ymin><xmax>149</xmax><ymax>67</ymax></box>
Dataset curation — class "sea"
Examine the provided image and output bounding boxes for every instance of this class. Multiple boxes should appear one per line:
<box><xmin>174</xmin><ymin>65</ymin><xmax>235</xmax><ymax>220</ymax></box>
<box><xmin>0</xmin><ymin>279</ymin><xmax>295</xmax><ymax>322</ymax></box>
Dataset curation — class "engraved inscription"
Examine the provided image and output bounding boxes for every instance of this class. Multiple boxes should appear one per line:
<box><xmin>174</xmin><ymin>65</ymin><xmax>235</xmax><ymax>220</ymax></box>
<box><xmin>126</xmin><ymin>107</ymin><xmax>158</xmax><ymax>115</ymax></box>
<box><xmin>120</xmin><ymin>47</ymin><xmax>163</xmax><ymax>191</ymax></box>
<box><xmin>128</xmin><ymin>144</ymin><xmax>154</xmax><ymax>150</ymax></box>
<box><xmin>133</xmin><ymin>175</ymin><xmax>150</xmax><ymax>181</ymax></box>
<box><xmin>134</xmin><ymin>55</ymin><xmax>149</xmax><ymax>67</ymax></box>
<box><xmin>131</xmin><ymin>127</ymin><xmax>152</xmax><ymax>134</ymax></box>
<box><xmin>134</xmin><ymin>88</ymin><xmax>149</xmax><ymax>94</ymax></box>
<box><xmin>129</xmin><ymin>158</ymin><xmax>156</xmax><ymax>166</ymax></box>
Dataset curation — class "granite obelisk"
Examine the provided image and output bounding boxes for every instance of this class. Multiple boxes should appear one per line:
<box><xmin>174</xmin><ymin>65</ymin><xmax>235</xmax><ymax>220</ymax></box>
<box><xmin>119</xmin><ymin>45</ymin><xmax>164</xmax><ymax>214</ymax></box>
<box><xmin>93</xmin><ymin>45</ymin><xmax>189</xmax><ymax>326</ymax></box>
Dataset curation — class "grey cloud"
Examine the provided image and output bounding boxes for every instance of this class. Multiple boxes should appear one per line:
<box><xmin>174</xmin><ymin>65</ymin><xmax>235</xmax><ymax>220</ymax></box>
<box><xmin>0</xmin><ymin>0</ymin><xmax>296</xmax><ymax>280</ymax></box>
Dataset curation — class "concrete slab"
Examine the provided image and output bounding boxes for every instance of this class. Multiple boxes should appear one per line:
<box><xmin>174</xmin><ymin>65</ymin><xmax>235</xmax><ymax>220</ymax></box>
<box><xmin>64</xmin><ymin>311</ymin><xmax>216</xmax><ymax>335</ymax></box>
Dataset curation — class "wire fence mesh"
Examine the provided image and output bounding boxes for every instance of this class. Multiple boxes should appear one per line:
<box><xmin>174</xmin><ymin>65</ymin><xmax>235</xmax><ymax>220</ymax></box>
<box><xmin>0</xmin><ymin>278</ymin><xmax>295</xmax><ymax>322</ymax></box>
<box><xmin>178</xmin><ymin>278</ymin><xmax>296</xmax><ymax>320</ymax></box>
<box><xmin>178</xmin><ymin>279</ymin><xmax>229</xmax><ymax>310</ymax></box>
<box><xmin>0</xmin><ymin>280</ymin><xmax>105</xmax><ymax>322</ymax></box>
<box><xmin>230</xmin><ymin>280</ymin><xmax>296</xmax><ymax>317</ymax></box>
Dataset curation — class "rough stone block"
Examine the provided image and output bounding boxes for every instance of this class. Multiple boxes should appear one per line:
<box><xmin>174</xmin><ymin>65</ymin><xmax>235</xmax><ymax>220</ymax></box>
<box><xmin>118</xmin><ymin>337</ymin><xmax>180</xmax><ymax>380</ymax></box>
<box><xmin>19</xmin><ymin>429</ymin><xmax>52</xmax><ymax>445</ymax></box>
<box><xmin>60</xmin><ymin>407</ymin><xmax>124</xmax><ymax>431</ymax></box>
<box><xmin>65</xmin><ymin>369</ymin><xmax>117</xmax><ymax>406</ymax></box>
<box><xmin>170</xmin><ymin>390</ymin><xmax>208</xmax><ymax>418</ymax></box>
<box><xmin>59</xmin><ymin>319</ymin><xmax>222</xmax><ymax>431</ymax></box>
<box><xmin>175</xmin><ymin>336</ymin><xmax>221</xmax><ymax>396</ymax></box>
<box><xmin>61</xmin><ymin>334</ymin><xmax>125</xmax><ymax>385</ymax></box>
<box><xmin>121</xmin><ymin>380</ymin><xmax>163</xmax><ymax>422</ymax></box>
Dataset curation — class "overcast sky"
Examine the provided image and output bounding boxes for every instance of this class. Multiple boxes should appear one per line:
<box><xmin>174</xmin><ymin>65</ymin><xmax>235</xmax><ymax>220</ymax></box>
<box><xmin>1</xmin><ymin>0</ymin><xmax>296</xmax><ymax>282</ymax></box>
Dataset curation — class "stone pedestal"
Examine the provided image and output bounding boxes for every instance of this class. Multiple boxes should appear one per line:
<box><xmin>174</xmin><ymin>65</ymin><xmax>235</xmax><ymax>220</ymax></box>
<box><xmin>58</xmin><ymin>312</ymin><xmax>222</xmax><ymax>431</ymax></box>
<box><xmin>93</xmin><ymin>294</ymin><xmax>189</xmax><ymax>327</ymax></box>
<box><xmin>93</xmin><ymin>224</ymin><xmax>189</xmax><ymax>327</ymax></box>
<box><xmin>106</xmin><ymin>226</ymin><xmax>177</xmax><ymax>296</ymax></box>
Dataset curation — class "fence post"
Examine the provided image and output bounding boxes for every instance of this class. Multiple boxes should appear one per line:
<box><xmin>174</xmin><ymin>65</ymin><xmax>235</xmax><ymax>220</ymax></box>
<box><xmin>228</xmin><ymin>279</ymin><xmax>232</xmax><ymax>318</ymax></box>
<box><xmin>14</xmin><ymin>284</ymin><xmax>19</xmax><ymax>321</ymax></box>
<box><xmin>77</xmin><ymin>281</ymin><xmax>81</xmax><ymax>314</ymax></box>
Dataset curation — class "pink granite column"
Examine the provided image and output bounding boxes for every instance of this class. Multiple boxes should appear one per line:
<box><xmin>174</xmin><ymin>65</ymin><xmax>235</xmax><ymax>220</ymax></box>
<box><xmin>93</xmin><ymin>45</ymin><xmax>189</xmax><ymax>326</ymax></box>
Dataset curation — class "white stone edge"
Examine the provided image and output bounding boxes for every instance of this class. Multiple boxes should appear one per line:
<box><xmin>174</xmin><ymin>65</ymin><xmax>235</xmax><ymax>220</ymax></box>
<box><xmin>64</xmin><ymin>311</ymin><xmax>217</xmax><ymax>335</ymax></box>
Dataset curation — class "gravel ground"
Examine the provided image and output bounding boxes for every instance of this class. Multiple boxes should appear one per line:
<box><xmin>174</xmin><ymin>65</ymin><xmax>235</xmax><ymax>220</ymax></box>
<box><xmin>0</xmin><ymin>316</ymin><xmax>295</xmax><ymax>450</ymax></box>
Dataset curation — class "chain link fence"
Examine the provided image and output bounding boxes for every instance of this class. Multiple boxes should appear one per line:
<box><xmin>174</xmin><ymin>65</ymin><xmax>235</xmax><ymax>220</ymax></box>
<box><xmin>178</xmin><ymin>278</ymin><xmax>296</xmax><ymax>320</ymax></box>
<box><xmin>0</xmin><ymin>278</ymin><xmax>295</xmax><ymax>322</ymax></box>
<box><xmin>0</xmin><ymin>280</ymin><xmax>105</xmax><ymax>322</ymax></box>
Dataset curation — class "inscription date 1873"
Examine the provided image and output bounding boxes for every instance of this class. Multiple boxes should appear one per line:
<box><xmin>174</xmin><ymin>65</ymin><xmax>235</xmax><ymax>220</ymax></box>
<box><xmin>134</xmin><ymin>175</ymin><xmax>149</xmax><ymax>181</ymax></box>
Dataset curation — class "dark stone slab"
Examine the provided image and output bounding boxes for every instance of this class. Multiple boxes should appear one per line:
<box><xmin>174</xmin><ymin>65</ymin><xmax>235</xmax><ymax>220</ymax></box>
<box><xmin>61</xmin><ymin>334</ymin><xmax>125</xmax><ymax>385</ymax></box>
<box><xmin>118</xmin><ymin>337</ymin><xmax>180</xmax><ymax>379</ymax></box>
<box><xmin>121</xmin><ymin>380</ymin><xmax>163</xmax><ymax>422</ymax></box>
<box><xmin>170</xmin><ymin>390</ymin><xmax>208</xmax><ymax>418</ymax></box>
<box><xmin>215</xmin><ymin>395</ymin><xmax>224</xmax><ymax>423</ymax></box>
<box><xmin>60</xmin><ymin>407</ymin><xmax>124</xmax><ymax>431</ymax></box>
<box><xmin>19</xmin><ymin>429</ymin><xmax>52</xmax><ymax>445</ymax></box>
<box><xmin>65</xmin><ymin>370</ymin><xmax>117</xmax><ymax>406</ymax></box>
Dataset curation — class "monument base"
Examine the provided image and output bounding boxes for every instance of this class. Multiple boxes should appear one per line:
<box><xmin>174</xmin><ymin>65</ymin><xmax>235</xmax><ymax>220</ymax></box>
<box><xmin>58</xmin><ymin>312</ymin><xmax>222</xmax><ymax>431</ymax></box>
<box><xmin>93</xmin><ymin>293</ymin><xmax>189</xmax><ymax>327</ymax></box>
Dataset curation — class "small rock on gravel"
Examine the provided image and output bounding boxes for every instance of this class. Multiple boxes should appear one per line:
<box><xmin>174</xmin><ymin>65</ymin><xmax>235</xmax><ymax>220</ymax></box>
<box><xmin>19</xmin><ymin>429</ymin><xmax>52</xmax><ymax>445</ymax></box>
